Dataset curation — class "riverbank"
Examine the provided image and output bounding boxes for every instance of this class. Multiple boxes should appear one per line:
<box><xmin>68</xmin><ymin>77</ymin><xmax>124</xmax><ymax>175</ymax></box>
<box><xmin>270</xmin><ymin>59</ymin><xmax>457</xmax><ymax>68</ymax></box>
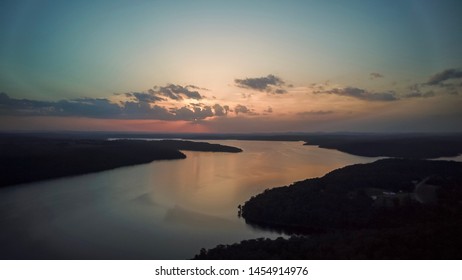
<box><xmin>0</xmin><ymin>136</ymin><xmax>242</xmax><ymax>187</ymax></box>
<box><xmin>3</xmin><ymin>132</ymin><xmax>462</xmax><ymax>159</ymax></box>
<box><xmin>195</xmin><ymin>158</ymin><xmax>462</xmax><ymax>259</ymax></box>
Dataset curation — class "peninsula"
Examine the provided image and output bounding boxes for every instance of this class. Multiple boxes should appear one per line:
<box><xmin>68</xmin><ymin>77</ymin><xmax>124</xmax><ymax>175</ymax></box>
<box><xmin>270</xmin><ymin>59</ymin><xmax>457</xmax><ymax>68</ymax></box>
<box><xmin>195</xmin><ymin>158</ymin><xmax>462</xmax><ymax>259</ymax></box>
<box><xmin>0</xmin><ymin>135</ymin><xmax>242</xmax><ymax>187</ymax></box>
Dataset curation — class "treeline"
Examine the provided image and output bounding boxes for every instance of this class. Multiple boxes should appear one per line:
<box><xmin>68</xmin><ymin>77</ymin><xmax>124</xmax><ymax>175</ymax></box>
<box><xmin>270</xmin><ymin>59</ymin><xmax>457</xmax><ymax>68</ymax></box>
<box><xmin>303</xmin><ymin>134</ymin><xmax>462</xmax><ymax>159</ymax></box>
<box><xmin>195</xmin><ymin>159</ymin><xmax>462</xmax><ymax>259</ymax></box>
<box><xmin>156</xmin><ymin>140</ymin><xmax>242</xmax><ymax>153</ymax></box>
<box><xmin>194</xmin><ymin>220</ymin><xmax>462</xmax><ymax>259</ymax></box>
<box><xmin>241</xmin><ymin>159</ymin><xmax>462</xmax><ymax>231</ymax></box>
<box><xmin>0</xmin><ymin>136</ymin><xmax>242</xmax><ymax>187</ymax></box>
<box><xmin>4</xmin><ymin>132</ymin><xmax>462</xmax><ymax>158</ymax></box>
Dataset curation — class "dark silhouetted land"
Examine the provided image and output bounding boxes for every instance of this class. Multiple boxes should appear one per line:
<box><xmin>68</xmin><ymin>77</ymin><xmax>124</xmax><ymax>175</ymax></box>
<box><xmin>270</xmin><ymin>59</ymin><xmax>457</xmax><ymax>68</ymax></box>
<box><xmin>194</xmin><ymin>222</ymin><xmax>462</xmax><ymax>259</ymax></box>
<box><xmin>301</xmin><ymin>134</ymin><xmax>462</xmax><ymax>159</ymax></box>
<box><xmin>3</xmin><ymin>131</ymin><xmax>462</xmax><ymax>259</ymax></box>
<box><xmin>0</xmin><ymin>136</ymin><xmax>242</xmax><ymax>187</ymax></box>
<box><xmin>110</xmin><ymin>132</ymin><xmax>462</xmax><ymax>159</ymax></box>
<box><xmin>2</xmin><ymin>132</ymin><xmax>462</xmax><ymax>158</ymax></box>
<box><xmin>195</xmin><ymin>159</ymin><xmax>462</xmax><ymax>259</ymax></box>
<box><xmin>241</xmin><ymin>159</ymin><xmax>462</xmax><ymax>230</ymax></box>
<box><xmin>188</xmin><ymin>132</ymin><xmax>462</xmax><ymax>159</ymax></box>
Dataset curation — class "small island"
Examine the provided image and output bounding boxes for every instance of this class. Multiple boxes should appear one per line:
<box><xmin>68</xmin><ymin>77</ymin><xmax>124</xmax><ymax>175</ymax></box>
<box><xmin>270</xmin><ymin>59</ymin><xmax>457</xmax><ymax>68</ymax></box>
<box><xmin>0</xmin><ymin>135</ymin><xmax>242</xmax><ymax>187</ymax></box>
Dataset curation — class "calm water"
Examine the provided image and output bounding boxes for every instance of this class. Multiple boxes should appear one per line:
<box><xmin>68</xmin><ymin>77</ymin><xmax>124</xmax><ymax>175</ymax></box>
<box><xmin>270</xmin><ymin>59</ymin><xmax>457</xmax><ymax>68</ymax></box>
<box><xmin>0</xmin><ymin>140</ymin><xmax>382</xmax><ymax>259</ymax></box>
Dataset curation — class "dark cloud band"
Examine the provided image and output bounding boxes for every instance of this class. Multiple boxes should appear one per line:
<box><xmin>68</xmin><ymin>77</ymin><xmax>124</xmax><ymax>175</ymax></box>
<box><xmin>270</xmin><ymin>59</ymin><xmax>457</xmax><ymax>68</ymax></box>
<box><xmin>426</xmin><ymin>69</ymin><xmax>462</xmax><ymax>86</ymax></box>
<box><xmin>235</xmin><ymin>74</ymin><xmax>287</xmax><ymax>94</ymax></box>
<box><xmin>0</xmin><ymin>93</ymin><xmax>227</xmax><ymax>121</ymax></box>
<box><xmin>316</xmin><ymin>87</ymin><xmax>397</xmax><ymax>102</ymax></box>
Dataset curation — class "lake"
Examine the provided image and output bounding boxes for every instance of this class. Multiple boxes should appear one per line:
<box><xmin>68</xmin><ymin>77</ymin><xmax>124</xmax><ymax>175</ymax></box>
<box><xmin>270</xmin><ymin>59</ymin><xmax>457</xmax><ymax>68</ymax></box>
<box><xmin>0</xmin><ymin>140</ymin><xmax>383</xmax><ymax>259</ymax></box>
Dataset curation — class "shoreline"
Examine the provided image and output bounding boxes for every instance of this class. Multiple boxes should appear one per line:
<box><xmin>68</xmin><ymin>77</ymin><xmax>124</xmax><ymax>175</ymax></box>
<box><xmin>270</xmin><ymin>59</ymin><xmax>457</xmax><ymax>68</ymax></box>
<box><xmin>196</xmin><ymin>158</ymin><xmax>462</xmax><ymax>259</ymax></box>
<box><xmin>0</xmin><ymin>137</ymin><xmax>242</xmax><ymax>187</ymax></box>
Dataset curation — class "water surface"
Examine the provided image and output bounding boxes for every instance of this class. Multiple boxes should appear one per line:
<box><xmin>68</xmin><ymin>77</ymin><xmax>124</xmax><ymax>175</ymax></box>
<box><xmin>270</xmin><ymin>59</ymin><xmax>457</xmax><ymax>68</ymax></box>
<box><xmin>0</xmin><ymin>140</ymin><xmax>383</xmax><ymax>259</ymax></box>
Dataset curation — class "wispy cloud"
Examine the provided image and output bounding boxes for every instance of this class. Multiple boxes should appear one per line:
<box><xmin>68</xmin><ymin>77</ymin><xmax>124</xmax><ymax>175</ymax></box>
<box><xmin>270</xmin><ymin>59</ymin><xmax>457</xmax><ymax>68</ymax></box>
<box><xmin>310</xmin><ymin>68</ymin><xmax>461</xmax><ymax>101</ymax></box>
<box><xmin>132</xmin><ymin>91</ymin><xmax>166</xmax><ymax>102</ymax></box>
<box><xmin>155</xmin><ymin>84</ymin><xmax>204</xmax><ymax>100</ymax></box>
<box><xmin>405</xmin><ymin>68</ymin><xmax>462</xmax><ymax>96</ymax></box>
<box><xmin>235</xmin><ymin>74</ymin><xmax>287</xmax><ymax>94</ymax></box>
<box><xmin>297</xmin><ymin>110</ymin><xmax>334</xmax><ymax>116</ymax></box>
<box><xmin>123</xmin><ymin>84</ymin><xmax>205</xmax><ymax>103</ymax></box>
<box><xmin>426</xmin><ymin>68</ymin><xmax>462</xmax><ymax>86</ymax></box>
<box><xmin>404</xmin><ymin>91</ymin><xmax>435</xmax><ymax>98</ymax></box>
<box><xmin>403</xmin><ymin>83</ymin><xmax>435</xmax><ymax>99</ymax></box>
<box><xmin>316</xmin><ymin>87</ymin><xmax>398</xmax><ymax>102</ymax></box>
<box><xmin>0</xmin><ymin>93</ymin><xmax>122</xmax><ymax>117</ymax></box>
<box><xmin>370</xmin><ymin>72</ymin><xmax>384</xmax><ymax>80</ymax></box>
<box><xmin>234</xmin><ymin>104</ymin><xmax>258</xmax><ymax>115</ymax></box>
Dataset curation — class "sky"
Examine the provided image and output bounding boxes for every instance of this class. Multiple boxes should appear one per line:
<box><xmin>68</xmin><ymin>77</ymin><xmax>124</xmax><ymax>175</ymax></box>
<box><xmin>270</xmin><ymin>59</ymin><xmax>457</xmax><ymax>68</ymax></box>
<box><xmin>1</xmin><ymin>0</ymin><xmax>461</xmax><ymax>133</ymax></box>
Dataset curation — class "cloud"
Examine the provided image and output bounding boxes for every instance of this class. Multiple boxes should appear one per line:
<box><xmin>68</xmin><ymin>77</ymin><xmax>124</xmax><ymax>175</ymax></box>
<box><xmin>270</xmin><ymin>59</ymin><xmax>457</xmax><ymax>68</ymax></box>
<box><xmin>132</xmin><ymin>91</ymin><xmax>165</xmax><ymax>102</ymax></box>
<box><xmin>0</xmin><ymin>92</ymin><xmax>121</xmax><ymax>117</ymax></box>
<box><xmin>274</xmin><ymin>88</ymin><xmax>287</xmax><ymax>94</ymax></box>
<box><xmin>317</xmin><ymin>87</ymin><xmax>398</xmax><ymax>102</ymax></box>
<box><xmin>235</xmin><ymin>74</ymin><xmax>287</xmax><ymax>94</ymax></box>
<box><xmin>426</xmin><ymin>68</ymin><xmax>462</xmax><ymax>86</ymax></box>
<box><xmin>155</xmin><ymin>84</ymin><xmax>203</xmax><ymax>100</ymax></box>
<box><xmin>405</xmin><ymin>68</ymin><xmax>462</xmax><ymax>96</ymax></box>
<box><xmin>234</xmin><ymin>104</ymin><xmax>250</xmax><ymax>115</ymax></box>
<box><xmin>122</xmin><ymin>84</ymin><xmax>206</xmax><ymax>103</ymax></box>
<box><xmin>297</xmin><ymin>110</ymin><xmax>334</xmax><ymax>116</ymax></box>
<box><xmin>0</xmin><ymin>92</ymin><xmax>53</xmax><ymax>111</ymax></box>
<box><xmin>370</xmin><ymin>72</ymin><xmax>384</xmax><ymax>79</ymax></box>
<box><xmin>241</xmin><ymin>93</ymin><xmax>252</xmax><ymax>99</ymax></box>
<box><xmin>185</xmin><ymin>85</ymin><xmax>209</xmax><ymax>91</ymax></box>
<box><xmin>57</xmin><ymin>98</ymin><xmax>122</xmax><ymax>117</ymax></box>
<box><xmin>234</xmin><ymin>104</ymin><xmax>258</xmax><ymax>115</ymax></box>
<box><xmin>404</xmin><ymin>92</ymin><xmax>435</xmax><ymax>98</ymax></box>
<box><xmin>122</xmin><ymin>101</ymin><xmax>173</xmax><ymax>120</ymax></box>
<box><xmin>212</xmin><ymin>104</ymin><xmax>229</xmax><ymax>116</ymax></box>
<box><xmin>0</xmin><ymin>92</ymin><xmax>226</xmax><ymax>121</ymax></box>
<box><xmin>172</xmin><ymin>106</ymin><xmax>214</xmax><ymax>121</ymax></box>
<box><xmin>404</xmin><ymin>84</ymin><xmax>436</xmax><ymax>99</ymax></box>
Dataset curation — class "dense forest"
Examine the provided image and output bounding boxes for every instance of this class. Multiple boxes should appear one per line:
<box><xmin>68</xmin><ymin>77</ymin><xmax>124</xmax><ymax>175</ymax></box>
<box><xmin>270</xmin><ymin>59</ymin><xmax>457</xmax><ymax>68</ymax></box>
<box><xmin>194</xmin><ymin>221</ymin><xmax>462</xmax><ymax>259</ymax></box>
<box><xmin>0</xmin><ymin>136</ymin><xmax>242</xmax><ymax>187</ymax></box>
<box><xmin>196</xmin><ymin>159</ymin><xmax>462</xmax><ymax>259</ymax></box>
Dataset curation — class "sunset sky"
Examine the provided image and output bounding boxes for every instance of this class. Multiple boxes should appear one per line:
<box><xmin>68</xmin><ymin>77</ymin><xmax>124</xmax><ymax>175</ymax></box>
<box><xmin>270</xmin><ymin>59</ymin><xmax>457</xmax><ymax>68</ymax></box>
<box><xmin>1</xmin><ymin>0</ymin><xmax>461</xmax><ymax>133</ymax></box>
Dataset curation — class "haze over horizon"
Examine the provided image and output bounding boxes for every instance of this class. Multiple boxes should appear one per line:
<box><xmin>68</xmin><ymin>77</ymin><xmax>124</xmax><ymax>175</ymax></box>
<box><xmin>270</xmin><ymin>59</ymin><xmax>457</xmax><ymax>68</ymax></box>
<box><xmin>1</xmin><ymin>0</ymin><xmax>462</xmax><ymax>133</ymax></box>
